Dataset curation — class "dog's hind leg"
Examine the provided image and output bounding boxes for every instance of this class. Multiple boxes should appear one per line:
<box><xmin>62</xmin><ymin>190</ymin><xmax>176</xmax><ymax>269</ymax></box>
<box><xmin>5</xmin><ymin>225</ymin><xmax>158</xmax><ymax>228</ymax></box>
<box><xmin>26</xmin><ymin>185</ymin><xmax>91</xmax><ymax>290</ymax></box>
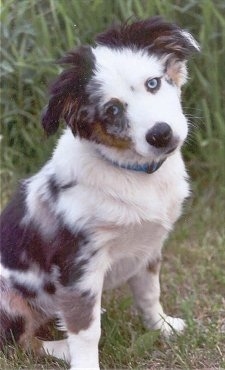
<box><xmin>0</xmin><ymin>277</ymin><xmax>50</xmax><ymax>353</ymax></box>
<box><xmin>128</xmin><ymin>258</ymin><xmax>186</xmax><ymax>337</ymax></box>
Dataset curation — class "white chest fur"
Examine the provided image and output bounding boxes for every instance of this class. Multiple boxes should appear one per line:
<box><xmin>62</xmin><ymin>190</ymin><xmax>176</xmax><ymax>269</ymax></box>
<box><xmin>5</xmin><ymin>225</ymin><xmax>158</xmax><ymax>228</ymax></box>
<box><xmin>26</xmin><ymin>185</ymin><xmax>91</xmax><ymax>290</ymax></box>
<box><xmin>101</xmin><ymin>221</ymin><xmax>168</xmax><ymax>290</ymax></box>
<box><xmin>26</xmin><ymin>133</ymin><xmax>190</xmax><ymax>287</ymax></box>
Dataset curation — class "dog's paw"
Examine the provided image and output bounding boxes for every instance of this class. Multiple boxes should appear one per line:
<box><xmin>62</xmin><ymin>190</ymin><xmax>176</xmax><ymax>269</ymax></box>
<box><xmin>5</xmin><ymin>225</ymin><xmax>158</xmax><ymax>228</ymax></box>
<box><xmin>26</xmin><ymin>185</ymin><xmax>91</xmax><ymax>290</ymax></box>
<box><xmin>160</xmin><ymin>316</ymin><xmax>186</xmax><ymax>337</ymax></box>
<box><xmin>144</xmin><ymin>314</ymin><xmax>186</xmax><ymax>337</ymax></box>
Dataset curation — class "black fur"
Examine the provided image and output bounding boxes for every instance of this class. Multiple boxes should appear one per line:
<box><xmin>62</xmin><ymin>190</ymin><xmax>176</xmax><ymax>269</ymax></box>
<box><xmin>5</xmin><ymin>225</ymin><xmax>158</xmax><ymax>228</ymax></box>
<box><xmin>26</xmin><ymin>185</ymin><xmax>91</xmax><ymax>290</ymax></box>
<box><xmin>0</xmin><ymin>311</ymin><xmax>25</xmax><ymax>348</ymax></box>
<box><xmin>96</xmin><ymin>17</ymin><xmax>198</xmax><ymax>59</ymax></box>
<box><xmin>0</xmin><ymin>183</ymin><xmax>89</xmax><ymax>287</ymax></box>
<box><xmin>42</xmin><ymin>46</ymin><xmax>96</xmax><ymax>136</ymax></box>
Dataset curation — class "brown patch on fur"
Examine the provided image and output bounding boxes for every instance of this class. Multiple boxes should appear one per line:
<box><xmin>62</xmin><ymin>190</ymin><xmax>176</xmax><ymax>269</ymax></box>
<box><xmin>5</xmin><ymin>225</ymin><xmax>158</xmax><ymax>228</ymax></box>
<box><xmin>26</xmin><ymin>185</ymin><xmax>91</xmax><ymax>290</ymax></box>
<box><xmin>35</xmin><ymin>320</ymin><xmax>56</xmax><ymax>340</ymax></box>
<box><xmin>147</xmin><ymin>257</ymin><xmax>161</xmax><ymax>274</ymax></box>
<box><xmin>91</xmin><ymin>122</ymin><xmax>131</xmax><ymax>149</ymax></box>
<box><xmin>57</xmin><ymin>289</ymin><xmax>95</xmax><ymax>334</ymax></box>
<box><xmin>0</xmin><ymin>278</ymin><xmax>48</xmax><ymax>349</ymax></box>
<box><xmin>62</xmin><ymin>96</ymin><xmax>78</xmax><ymax>123</ymax></box>
<box><xmin>29</xmin><ymin>337</ymin><xmax>45</xmax><ymax>355</ymax></box>
<box><xmin>166</xmin><ymin>59</ymin><xmax>187</xmax><ymax>87</ymax></box>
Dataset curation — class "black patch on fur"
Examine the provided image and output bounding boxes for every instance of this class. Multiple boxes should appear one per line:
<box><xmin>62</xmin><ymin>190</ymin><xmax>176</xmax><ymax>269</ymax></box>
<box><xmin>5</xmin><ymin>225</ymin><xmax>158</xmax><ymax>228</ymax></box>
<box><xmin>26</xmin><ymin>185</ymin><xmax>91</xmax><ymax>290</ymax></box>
<box><xmin>0</xmin><ymin>184</ymin><xmax>30</xmax><ymax>270</ymax></box>
<box><xmin>52</xmin><ymin>230</ymin><xmax>90</xmax><ymax>287</ymax></box>
<box><xmin>71</xmin><ymin>95</ymin><xmax>131</xmax><ymax>149</ymax></box>
<box><xmin>73</xmin><ymin>103</ymin><xmax>97</xmax><ymax>140</ymax></box>
<box><xmin>48</xmin><ymin>176</ymin><xmax>59</xmax><ymax>200</ymax></box>
<box><xmin>81</xmin><ymin>289</ymin><xmax>92</xmax><ymax>297</ymax></box>
<box><xmin>43</xmin><ymin>282</ymin><xmax>56</xmax><ymax>295</ymax></box>
<box><xmin>48</xmin><ymin>175</ymin><xmax>77</xmax><ymax>200</ymax></box>
<box><xmin>0</xmin><ymin>310</ymin><xmax>25</xmax><ymax>349</ymax></box>
<box><xmin>90</xmin><ymin>249</ymin><xmax>98</xmax><ymax>258</ymax></box>
<box><xmin>1</xmin><ymin>182</ymin><xmax>89</xmax><ymax>287</ymax></box>
<box><xmin>61</xmin><ymin>182</ymin><xmax>76</xmax><ymax>190</ymax></box>
<box><xmin>102</xmin><ymin>98</ymin><xmax>128</xmax><ymax>135</ymax></box>
<box><xmin>12</xmin><ymin>281</ymin><xmax>37</xmax><ymax>299</ymax></box>
<box><xmin>96</xmin><ymin>17</ymin><xmax>198</xmax><ymax>60</ymax></box>
<box><xmin>42</xmin><ymin>46</ymin><xmax>96</xmax><ymax>136</ymax></box>
<box><xmin>0</xmin><ymin>183</ymin><xmax>50</xmax><ymax>271</ymax></box>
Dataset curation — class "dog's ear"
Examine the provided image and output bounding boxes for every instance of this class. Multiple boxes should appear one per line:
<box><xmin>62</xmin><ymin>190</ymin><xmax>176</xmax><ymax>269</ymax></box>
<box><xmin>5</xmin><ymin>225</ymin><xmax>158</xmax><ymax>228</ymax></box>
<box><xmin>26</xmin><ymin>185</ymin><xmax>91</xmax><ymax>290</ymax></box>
<box><xmin>161</xmin><ymin>28</ymin><xmax>199</xmax><ymax>88</ymax></box>
<box><xmin>96</xmin><ymin>17</ymin><xmax>200</xmax><ymax>87</ymax></box>
<box><xmin>154</xmin><ymin>25</ymin><xmax>200</xmax><ymax>87</ymax></box>
<box><xmin>42</xmin><ymin>46</ymin><xmax>95</xmax><ymax>136</ymax></box>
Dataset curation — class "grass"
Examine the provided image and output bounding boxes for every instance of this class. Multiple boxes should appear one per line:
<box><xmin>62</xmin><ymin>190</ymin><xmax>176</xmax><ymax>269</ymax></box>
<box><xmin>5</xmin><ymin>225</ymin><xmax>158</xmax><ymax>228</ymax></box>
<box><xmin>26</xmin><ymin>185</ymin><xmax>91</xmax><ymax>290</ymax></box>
<box><xmin>1</xmin><ymin>0</ymin><xmax>225</xmax><ymax>369</ymax></box>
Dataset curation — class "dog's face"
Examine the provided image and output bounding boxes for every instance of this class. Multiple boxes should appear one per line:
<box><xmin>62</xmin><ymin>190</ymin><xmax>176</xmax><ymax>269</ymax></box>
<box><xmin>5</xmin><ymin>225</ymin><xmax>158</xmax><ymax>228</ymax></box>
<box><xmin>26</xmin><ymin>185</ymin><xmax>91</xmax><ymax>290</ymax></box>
<box><xmin>88</xmin><ymin>47</ymin><xmax>188</xmax><ymax>161</ymax></box>
<box><xmin>42</xmin><ymin>18</ymin><xmax>199</xmax><ymax>163</ymax></box>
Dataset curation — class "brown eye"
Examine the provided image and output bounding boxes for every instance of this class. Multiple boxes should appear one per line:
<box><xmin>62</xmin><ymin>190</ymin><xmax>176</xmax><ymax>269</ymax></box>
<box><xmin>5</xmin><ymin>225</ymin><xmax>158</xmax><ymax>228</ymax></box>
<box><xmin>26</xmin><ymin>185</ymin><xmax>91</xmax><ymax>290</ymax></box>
<box><xmin>145</xmin><ymin>77</ymin><xmax>161</xmax><ymax>92</ymax></box>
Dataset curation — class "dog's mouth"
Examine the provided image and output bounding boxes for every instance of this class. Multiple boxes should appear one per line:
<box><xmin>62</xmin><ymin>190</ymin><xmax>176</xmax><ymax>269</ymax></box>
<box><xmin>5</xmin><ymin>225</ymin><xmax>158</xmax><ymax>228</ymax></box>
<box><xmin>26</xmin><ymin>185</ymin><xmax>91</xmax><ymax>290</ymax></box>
<box><xmin>165</xmin><ymin>144</ymin><xmax>179</xmax><ymax>155</ymax></box>
<box><xmin>95</xmin><ymin>134</ymin><xmax>181</xmax><ymax>175</ymax></box>
<box><xmin>149</xmin><ymin>135</ymin><xmax>181</xmax><ymax>157</ymax></box>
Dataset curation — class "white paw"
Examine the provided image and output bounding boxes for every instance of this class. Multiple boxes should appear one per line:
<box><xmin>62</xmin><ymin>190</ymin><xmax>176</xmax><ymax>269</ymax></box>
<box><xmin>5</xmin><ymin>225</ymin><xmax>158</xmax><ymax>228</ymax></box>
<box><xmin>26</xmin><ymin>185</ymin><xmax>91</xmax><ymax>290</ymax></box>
<box><xmin>160</xmin><ymin>316</ymin><xmax>186</xmax><ymax>337</ymax></box>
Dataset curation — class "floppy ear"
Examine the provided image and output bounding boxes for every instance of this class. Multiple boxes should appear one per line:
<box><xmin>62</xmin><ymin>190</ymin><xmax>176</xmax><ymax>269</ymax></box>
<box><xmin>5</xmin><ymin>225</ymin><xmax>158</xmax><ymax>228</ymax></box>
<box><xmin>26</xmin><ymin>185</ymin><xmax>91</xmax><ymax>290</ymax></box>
<box><xmin>145</xmin><ymin>18</ymin><xmax>200</xmax><ymax>88</ymax></box>
<box><xmin>42</xmin><ymin>46</ymin><xmax>95</xmax><ymax>136</ymax></box>
<box><xmin>156</xmin><ymin>28</ymin><xmax>200</xmax><ymax>87</ymax></box>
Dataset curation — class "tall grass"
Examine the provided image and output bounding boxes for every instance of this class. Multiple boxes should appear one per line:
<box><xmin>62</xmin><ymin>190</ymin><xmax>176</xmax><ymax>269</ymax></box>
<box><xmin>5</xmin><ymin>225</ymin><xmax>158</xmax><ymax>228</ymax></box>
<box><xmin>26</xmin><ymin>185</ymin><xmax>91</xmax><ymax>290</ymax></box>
<box><xmin>0</xmin><ymin>2</ymin><xmax>224</xmax><ymax>368</ymax></box>
<box><xmin>1</xmin><ymin>0</ymin><xmax>224</xmax><ymax>198</ymax></box>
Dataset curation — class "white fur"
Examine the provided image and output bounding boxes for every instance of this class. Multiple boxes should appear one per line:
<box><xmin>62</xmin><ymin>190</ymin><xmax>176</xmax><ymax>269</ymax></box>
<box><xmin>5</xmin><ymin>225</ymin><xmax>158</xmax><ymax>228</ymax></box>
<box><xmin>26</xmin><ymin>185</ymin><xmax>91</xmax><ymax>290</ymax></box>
<box><xmin>91</xmin><ymin>47</ymin><xmax>188</xmax><ymax>159</ymax></box>
<box><xmin>46</xmin><ymin>46</ymin><xmax>190</xmax><ymax>367</ymax></box>
<box><xmin>39</xmin><ymin>128</ymin><xmax>189</xmax><ymax>367</ymax></box>
<box><xmin>30</xmin><ymin>48</ymin><xmax>190</xmax><ymax>368</ymax></box>
<box><xmin>181</xmin><ymin>30</ymin><xmax>200</xmax><ymax>51</ymax></box>
<box><xmin>68</xmin><ymin>300</ymin><xmax>101</xmax><ymax>369</ymax></box>
<box><xmin>1</xmin><ymin>33</ymin><xmax>194</xmax><ymax>369</ymax></box>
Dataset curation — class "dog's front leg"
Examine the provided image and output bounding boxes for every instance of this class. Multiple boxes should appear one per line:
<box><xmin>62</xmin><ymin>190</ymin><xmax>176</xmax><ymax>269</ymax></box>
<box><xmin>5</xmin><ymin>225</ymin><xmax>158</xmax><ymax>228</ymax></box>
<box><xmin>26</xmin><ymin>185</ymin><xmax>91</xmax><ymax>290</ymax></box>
<box><xmin>57</xmin><ymin>272</ymin><xmax>104</xmax><ymax>369</ymax></box>
<box><xmin>128</xmin><ymin>259</ymin><xmax>186</xmax><ymax>337</ymax></box>
<box><xmin>67</xmin><ymin>293</ymin><xmax>102</xmax><ymax>369</ymax></box>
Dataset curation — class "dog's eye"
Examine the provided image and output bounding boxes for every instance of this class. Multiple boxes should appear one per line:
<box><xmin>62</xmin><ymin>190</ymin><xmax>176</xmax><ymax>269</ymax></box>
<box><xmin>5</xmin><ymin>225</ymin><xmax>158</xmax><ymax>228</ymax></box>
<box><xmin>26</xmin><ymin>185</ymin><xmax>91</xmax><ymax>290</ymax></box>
<box><xmin>104</xmin><ymin>99</ymin><xmax>124</xmax><ymax>118</ymax></box>
<box><xmin>107</xmin><ymin>105</ymin><xmax>120</xmax><ymax>116</ymax></box>
<box><xmin>145</xmin><ymin>78</ymin><xmax>161</xmax><ymax>93</ymax></box>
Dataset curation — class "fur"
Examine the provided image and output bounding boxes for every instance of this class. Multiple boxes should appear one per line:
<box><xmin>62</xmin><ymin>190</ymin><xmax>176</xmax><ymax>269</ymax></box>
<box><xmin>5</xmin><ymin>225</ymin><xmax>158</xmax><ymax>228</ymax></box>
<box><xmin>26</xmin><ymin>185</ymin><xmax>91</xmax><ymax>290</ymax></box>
<box><xmin>0</xmin><ymin>17</ymin><xmax>199</xmax><ymax>369</ymax></box>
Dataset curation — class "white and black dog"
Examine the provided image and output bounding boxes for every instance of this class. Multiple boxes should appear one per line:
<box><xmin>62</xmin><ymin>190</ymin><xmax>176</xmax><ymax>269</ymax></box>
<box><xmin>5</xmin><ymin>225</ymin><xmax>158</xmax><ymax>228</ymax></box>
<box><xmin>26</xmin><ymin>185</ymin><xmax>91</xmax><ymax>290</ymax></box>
<box><xmin>0</xmin><ymin>17</ymin><xmax>199</xmax><ymax>369</ymax></box>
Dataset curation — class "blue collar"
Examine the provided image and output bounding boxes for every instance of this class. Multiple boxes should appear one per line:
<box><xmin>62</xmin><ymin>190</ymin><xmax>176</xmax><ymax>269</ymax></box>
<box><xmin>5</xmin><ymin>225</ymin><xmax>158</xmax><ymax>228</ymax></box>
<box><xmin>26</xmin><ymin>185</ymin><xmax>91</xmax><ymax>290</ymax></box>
<box><xmin>104</xmin><ymin>157</ymin><xmax>166</xmax><ymax>174</ymax></box>
<box><xmin>117</xmin><ymin>159</ymin><xmax>166</xmax><ymax>173</ymax></box>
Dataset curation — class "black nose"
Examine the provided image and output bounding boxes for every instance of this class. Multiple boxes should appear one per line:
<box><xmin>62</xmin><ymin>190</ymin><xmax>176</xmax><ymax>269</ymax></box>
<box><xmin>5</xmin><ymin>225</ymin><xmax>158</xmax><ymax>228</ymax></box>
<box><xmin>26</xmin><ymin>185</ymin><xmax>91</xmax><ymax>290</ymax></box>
<box><xmin>145</xmin><ymin>122</ymin><xmax>173</xmax><ymax>148</ymax></box>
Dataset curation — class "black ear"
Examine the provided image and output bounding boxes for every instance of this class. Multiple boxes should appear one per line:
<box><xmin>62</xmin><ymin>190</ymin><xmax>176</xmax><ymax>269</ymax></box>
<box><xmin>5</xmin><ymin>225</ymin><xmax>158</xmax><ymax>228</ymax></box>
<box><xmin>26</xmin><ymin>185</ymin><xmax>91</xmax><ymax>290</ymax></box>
<box><xmin>96</xmin><ymin>17</ymin><xmax>200</xmax><ymax>60</ymax></box>
<box><xmin>42</xmin><ymin>46</ymin><xmax>96</xmax><ymax>136</ymax></box>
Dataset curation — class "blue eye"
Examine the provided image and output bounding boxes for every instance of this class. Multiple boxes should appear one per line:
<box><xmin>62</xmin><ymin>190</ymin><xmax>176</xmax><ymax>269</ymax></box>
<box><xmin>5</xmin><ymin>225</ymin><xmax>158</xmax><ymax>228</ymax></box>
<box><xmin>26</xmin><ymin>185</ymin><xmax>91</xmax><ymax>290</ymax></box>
<box><xmin>105</xmin><ymin>99</ymin><xmax>124</xmax><ymax>117</ymax></box>
<box><xmin>110</xmin><ymin>105</ymin><xmax>120</xmax><ymax>116</ymax></box>
<box><xmin>145</xmin><ymin>77</ymin><xmax>161</xmax><ymax>92</ymax></box>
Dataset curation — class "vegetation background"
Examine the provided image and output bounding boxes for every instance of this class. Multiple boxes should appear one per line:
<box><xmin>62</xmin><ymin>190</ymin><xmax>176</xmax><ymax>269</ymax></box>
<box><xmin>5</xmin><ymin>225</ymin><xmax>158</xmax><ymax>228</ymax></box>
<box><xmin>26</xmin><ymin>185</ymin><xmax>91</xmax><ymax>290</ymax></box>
<box><xmin>0</xmin><ymin>0</ymin><xmax>224</xmax><ymax>368</ymax></box>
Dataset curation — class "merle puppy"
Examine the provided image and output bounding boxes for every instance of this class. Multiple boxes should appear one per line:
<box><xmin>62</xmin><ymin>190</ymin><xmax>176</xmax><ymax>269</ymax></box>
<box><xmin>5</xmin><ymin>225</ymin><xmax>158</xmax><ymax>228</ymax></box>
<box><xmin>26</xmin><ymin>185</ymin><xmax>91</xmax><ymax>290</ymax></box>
<box><xmin>0</xmin><ymin>17</ymin><xmax>199</xmax><ymax>369</ymax></box>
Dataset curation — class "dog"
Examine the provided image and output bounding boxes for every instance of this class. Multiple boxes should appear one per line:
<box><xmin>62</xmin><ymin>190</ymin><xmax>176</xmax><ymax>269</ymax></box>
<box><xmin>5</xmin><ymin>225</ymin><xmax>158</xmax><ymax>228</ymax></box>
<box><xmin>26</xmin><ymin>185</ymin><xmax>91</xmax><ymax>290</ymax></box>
<box><xmin>0</xmin><ymin>17</ymin><xmax>199</xmax><ymax>369</ymax></box>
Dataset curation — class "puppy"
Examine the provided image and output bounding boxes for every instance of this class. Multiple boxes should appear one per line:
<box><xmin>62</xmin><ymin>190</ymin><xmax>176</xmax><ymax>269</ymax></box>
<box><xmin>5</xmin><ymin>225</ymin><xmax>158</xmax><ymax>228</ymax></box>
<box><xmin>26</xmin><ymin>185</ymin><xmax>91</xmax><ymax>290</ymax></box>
<box><xmin>0</xmin><ymin>17</ymin><xmax>199</xmax><ymax>369</ymax></box>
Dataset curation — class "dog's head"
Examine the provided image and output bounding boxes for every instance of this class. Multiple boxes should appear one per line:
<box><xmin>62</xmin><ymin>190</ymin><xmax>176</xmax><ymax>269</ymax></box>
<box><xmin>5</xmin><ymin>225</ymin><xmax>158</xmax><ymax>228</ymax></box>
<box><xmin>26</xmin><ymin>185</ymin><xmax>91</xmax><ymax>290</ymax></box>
<box><xmin>42</xmin><ymin>17</ymin><xmax>199</xmax><ymax>164</ymax></box>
